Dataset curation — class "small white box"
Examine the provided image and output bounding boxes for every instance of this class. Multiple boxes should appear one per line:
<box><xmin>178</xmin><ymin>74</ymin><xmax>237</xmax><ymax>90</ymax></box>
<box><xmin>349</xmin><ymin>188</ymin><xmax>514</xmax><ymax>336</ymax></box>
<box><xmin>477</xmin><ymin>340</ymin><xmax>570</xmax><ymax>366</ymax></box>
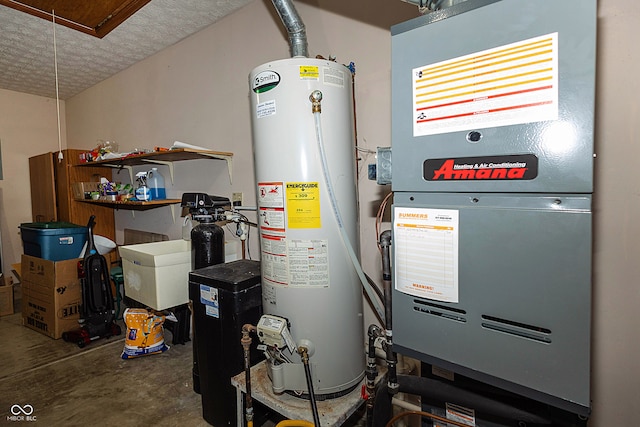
<box><xmin>119</xmin><ymin>240</ymin><xmax>191</xmax><ymax>310</ymax></box>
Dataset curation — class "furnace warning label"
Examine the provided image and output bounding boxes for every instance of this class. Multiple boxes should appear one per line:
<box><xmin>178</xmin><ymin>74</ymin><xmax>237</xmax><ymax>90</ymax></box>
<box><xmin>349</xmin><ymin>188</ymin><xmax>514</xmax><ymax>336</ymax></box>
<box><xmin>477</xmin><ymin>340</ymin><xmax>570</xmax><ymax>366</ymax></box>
<box><xmin>394</xmin><ymin>207</ymin><xmax>459</xmax><ymax>303</ymax></box>
<box><xmin>286</xmin><ymin>182</ymin><xmax>321</xmax><ymax>229</ymax></box>
<box><xmin>412</xmin><ymin>32</ymin><xmax>558</xmax><ymax>136</ymax></box>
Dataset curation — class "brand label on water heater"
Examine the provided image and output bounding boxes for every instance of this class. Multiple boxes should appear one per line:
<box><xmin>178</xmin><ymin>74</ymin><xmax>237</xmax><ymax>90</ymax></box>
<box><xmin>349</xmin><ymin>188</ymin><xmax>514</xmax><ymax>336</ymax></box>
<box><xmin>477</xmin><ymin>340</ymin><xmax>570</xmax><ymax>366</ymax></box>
<box><xmin>253</xmin><ymin>70</ymin><xmax>280</xmax><ymax>93</ymax></box>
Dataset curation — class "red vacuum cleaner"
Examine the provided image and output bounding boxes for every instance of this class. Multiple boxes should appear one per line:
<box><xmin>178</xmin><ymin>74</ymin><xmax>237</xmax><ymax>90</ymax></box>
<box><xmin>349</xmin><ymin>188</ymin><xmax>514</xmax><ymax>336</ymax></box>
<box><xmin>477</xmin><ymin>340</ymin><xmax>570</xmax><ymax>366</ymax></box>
<box><xmin>62</xmin><ymin>216</ymin><xmax>121</xmax><ymax>347</ymax></box>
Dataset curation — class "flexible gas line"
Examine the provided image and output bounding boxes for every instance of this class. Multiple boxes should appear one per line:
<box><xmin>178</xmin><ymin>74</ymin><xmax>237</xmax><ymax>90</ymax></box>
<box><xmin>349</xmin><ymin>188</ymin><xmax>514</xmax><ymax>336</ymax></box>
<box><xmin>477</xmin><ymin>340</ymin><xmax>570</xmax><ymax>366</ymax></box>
<box><xmin>309</xmin><ymin>90</ymin><xmax>385</xmax><ymax>322</ymax></box>
<box><xmin>299</xmin><ymin>346</ymin><xmax>321</xmax><ymax>426</ymax></box>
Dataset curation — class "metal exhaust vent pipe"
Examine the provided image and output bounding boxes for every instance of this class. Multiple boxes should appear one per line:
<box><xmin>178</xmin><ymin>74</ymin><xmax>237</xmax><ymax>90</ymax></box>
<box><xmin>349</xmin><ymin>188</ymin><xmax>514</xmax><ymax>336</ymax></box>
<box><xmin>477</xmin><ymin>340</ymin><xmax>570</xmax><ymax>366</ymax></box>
<box><xmin>270</xmin><ymin>0</ymin><xmax>308</xmax><ymax>58</ymax></box>
<box><xmin>400</xmin><ymin>0</ymin><xmax>468</xmax><ymax>13</ymax></box>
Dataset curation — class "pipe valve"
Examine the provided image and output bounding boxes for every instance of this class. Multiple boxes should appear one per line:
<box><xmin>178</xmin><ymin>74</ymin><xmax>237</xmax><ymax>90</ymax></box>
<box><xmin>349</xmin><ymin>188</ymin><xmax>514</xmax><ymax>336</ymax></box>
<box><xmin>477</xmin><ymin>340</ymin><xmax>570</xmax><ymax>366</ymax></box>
<box><xmin>309</xmin><ymin>90</ymin><xmax>323</xmax><ymax>113</ymax></box>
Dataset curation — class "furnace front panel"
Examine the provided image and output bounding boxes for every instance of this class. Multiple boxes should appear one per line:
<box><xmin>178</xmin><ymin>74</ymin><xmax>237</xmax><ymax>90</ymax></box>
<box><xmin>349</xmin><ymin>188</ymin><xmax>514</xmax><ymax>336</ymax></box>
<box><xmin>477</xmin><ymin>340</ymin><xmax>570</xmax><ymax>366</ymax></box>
<box><xmin>390</xmin><ymin>0</ymin><xmax>596</xmax><ymax>416</ymax></box>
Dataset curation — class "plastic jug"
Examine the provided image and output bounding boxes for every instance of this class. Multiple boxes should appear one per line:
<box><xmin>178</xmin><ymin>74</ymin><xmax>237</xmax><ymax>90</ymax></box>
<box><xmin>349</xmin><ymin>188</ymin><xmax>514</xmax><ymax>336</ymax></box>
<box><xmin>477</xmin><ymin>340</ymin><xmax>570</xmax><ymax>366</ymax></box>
<box><xmin>147</xmin><ymin>167</ymin><xmax>166</xmax><ymax>200</ymax></box>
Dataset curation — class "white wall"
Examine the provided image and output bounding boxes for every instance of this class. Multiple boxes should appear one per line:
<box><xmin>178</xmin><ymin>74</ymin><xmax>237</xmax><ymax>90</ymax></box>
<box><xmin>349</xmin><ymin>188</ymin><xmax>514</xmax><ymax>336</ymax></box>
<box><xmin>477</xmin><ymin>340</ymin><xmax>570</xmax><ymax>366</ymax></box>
<box><xmin>0</xmin><ymin>88</ymin><xmax>66</xmax><ymax>274</ymax></box>
<box><xmin>65</xmin><ymin>0</ymin><xmax>415</xmax><ymax>282</ymax></box>
<box><xmin>591</xmin><ymin>1</ymin><xmax>640</xmax><ymax>424</ymax></box>
<box><xmin>61</xmin><ymin>0</ymin><xmax>640</xmax><ymax>425</ymax></box>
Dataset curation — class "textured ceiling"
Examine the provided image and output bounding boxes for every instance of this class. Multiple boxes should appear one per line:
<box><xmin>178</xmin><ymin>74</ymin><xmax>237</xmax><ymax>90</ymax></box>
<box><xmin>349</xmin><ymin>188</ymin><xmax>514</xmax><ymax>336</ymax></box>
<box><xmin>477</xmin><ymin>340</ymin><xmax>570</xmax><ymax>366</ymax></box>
<box><xmin>0</xmin><ymin>0</ymin><xmax>252</xmax><ymax>100</ymax></box>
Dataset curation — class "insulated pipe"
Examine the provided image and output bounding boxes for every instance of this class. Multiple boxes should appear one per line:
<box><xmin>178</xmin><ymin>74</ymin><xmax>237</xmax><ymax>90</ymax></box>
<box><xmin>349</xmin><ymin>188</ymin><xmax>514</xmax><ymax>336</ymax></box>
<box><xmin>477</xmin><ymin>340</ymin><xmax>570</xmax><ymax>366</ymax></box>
<box><xmin>270</xmin><ymin>0</ymin><xmax>308</xmax><ymax>57</ymax></box>
<box><xmin>371</xmin><ymin>374</ymin><xmax>553</xmax><ymax>426</ymax></box>
<box><xmin>379</xmin><ymin>231</ymin><xmax>398</xmax><ymax>395</ymax></box>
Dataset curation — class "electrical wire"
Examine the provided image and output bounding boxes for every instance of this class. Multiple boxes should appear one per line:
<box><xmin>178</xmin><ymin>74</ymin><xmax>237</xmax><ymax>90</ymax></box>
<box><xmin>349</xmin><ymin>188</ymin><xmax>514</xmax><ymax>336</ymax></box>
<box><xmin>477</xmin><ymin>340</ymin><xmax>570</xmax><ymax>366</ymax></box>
<box><xmin>52</xmin><ymin>10</ymin><xmax>63</xmax><ymax>162</ymax></box>
<box><xmin>366</xmin><ymin>273</ymin><xmax>384</xmax><ymax>303</ymax></box>
<box><xmin>385</xmin><ymin>410</ymin><xmax>472</xmax><ymax>427</ymax></box>
<box><xmin>356</xmin><ymin>146</ymin><xmax>376</xmax><ymax>154</ymax></box>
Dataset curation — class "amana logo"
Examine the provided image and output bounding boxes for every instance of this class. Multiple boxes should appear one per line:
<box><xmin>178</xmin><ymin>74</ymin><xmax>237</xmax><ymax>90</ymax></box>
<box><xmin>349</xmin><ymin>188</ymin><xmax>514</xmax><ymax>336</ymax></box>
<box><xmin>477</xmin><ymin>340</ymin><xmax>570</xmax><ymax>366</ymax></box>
<box><xmin>253</xmin><ymin>70</ymin><xmax>280</xmax><ymax>93</ymax></box>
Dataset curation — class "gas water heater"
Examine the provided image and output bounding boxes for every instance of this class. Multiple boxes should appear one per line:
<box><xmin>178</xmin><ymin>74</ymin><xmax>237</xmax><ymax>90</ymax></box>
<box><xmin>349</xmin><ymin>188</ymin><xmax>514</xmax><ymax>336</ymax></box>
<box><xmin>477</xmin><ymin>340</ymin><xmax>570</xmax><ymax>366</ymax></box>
<box><xmin>249</xmin><ymin>58</ymin><xmax>365</xmax><ymax>396</ymax></box>
<box><xmin>390</xmin><ymin>0</ymin><xmax>595</xmax><ymax>418</ymax></box>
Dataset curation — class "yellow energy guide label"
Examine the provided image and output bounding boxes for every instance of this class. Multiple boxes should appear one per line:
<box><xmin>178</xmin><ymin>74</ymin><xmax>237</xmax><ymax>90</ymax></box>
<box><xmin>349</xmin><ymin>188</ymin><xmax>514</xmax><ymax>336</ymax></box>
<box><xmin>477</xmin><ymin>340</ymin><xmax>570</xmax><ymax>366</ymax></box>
<box><xmin>286</xmin><ymin>182</ymin><xmax>321</xmax><ymax>229</ymax></box>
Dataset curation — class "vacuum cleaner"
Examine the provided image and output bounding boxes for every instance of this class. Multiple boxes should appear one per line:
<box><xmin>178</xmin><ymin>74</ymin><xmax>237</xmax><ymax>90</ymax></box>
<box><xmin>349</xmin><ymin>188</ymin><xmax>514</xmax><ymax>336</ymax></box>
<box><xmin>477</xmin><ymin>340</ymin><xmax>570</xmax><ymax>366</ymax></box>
<box><xmin>62</xmin><ymin>215</ymin><xmax>121</xmax><ymax>347</ymax></box>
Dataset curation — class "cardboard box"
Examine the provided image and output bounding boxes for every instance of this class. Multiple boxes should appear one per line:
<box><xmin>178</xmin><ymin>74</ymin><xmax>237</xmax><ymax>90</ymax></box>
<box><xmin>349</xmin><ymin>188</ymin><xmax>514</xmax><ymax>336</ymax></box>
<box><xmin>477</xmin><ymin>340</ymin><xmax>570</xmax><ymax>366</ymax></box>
<box><xmin>21</xmin><ymin>255</ymin><xmax>82</xmax><ymax>339</ymax></box>
<box><xmin>0</xmin><ymin>275</ymin><xmax>14</xmax><ymax>316</ymax></box>
<box><xmin>71</xmin><ymin>181</ymin><xmax>100</xmax><ymax>200</ymax></box>
<box><xmin>119</xmin><ymin>240</ymin><xmax>191</xmax><ymax>310</ymax></box>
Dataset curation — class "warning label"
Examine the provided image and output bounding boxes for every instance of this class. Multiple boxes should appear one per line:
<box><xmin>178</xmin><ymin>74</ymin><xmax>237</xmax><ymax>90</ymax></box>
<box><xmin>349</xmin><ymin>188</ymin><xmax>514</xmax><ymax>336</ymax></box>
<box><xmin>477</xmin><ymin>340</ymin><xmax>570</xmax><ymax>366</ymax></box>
<box><xmin>300</xmin><ymin>65</ymin><xmax>319</xmax><ymax>80</ymax></box>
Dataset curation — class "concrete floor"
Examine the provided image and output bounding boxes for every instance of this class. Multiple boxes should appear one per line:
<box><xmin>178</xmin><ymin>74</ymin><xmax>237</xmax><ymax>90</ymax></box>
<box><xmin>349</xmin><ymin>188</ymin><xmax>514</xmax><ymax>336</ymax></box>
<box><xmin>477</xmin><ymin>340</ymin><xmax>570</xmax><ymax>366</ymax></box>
<box><xmin>0</xmin><ymin>311</ymin><xmax>366</xmax><ymax>427</ymax></box>
<box><xmin>0</xmin><ymin>312</ymin><xmax>209</xmax><ymax>427</ymax></box>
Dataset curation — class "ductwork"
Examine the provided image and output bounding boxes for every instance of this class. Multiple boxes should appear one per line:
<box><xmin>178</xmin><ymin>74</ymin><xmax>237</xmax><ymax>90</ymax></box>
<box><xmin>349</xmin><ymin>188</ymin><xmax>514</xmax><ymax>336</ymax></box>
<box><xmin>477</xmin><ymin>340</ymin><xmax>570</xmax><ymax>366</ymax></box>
<box><xmin>270</xmin><ymin>0</ymin><xmax>308</xmax><ymax>58</ymax></box>
<box><xmin>400</xmin><ymin>0</ymin><xmax>468</xmax><ymax>13</ymax></box>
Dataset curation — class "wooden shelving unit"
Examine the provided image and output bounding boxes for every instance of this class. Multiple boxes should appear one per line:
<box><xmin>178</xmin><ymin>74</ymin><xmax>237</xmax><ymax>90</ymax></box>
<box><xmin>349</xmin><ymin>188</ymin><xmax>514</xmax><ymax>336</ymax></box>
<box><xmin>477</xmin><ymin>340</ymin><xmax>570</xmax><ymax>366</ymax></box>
<box><xmin>74</xmin><ymin>148</ymin><xmax>233</xmax><ymax>221</ymax></box>
<box><xmin>76</xmin><ymin>198</ymin><xmax>182</xmax><ymax>211</ymax></box>
<box><xmin>76</xmin><ymin>148</ymin><xmax>234</xmax><ymax>184</ymax></box>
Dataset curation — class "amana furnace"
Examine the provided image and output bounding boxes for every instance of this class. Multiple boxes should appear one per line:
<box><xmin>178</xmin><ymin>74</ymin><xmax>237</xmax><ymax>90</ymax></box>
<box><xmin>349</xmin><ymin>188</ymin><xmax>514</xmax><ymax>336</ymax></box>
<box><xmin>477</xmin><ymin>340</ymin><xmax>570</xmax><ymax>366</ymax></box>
<box><xmin>390</xmin><ymin>0</ymin><xmax>595</xmax><ymax>418</ymax></box>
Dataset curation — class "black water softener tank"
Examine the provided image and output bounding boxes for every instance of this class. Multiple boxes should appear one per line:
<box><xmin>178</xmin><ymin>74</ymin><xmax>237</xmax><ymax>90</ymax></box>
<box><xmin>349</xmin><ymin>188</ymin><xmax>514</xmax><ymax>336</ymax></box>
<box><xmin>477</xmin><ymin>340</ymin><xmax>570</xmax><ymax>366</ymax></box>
<box><xmin>191</xmin><ymin>219</ymin><xmax>225</xmax><ymax>393</ymax></box>
<box><xmin>189</xmin><ymin>259</ymin><xmax>265</xmax><ymax>426</ymax></box>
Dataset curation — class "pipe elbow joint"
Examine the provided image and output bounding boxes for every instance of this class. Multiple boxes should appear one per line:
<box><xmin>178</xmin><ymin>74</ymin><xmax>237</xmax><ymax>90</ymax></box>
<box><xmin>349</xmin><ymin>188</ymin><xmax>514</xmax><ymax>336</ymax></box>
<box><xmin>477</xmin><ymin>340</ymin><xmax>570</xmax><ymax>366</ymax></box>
<box><xmin>241</xmin><ymin>324</ymin><xmax>257</xmax><ymax>349</ymax></box>
<box><xmin>368</xmin><ymin>324</ymin><xmax>383</xmax><ymax>339</ymax></box>
<box><xmin>380</xmin><ymin>230</ymin><xmax>392</xmax><ymax>247</ymax></box>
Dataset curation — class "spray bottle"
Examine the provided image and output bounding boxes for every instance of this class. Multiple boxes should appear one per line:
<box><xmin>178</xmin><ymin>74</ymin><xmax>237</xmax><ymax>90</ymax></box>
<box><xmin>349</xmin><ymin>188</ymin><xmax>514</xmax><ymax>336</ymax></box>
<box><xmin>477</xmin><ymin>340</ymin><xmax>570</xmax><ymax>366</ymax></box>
<box><xmin>135</xmin><ymin>171</ymin><xmax>151</xmax><ymax>201</ymax></box>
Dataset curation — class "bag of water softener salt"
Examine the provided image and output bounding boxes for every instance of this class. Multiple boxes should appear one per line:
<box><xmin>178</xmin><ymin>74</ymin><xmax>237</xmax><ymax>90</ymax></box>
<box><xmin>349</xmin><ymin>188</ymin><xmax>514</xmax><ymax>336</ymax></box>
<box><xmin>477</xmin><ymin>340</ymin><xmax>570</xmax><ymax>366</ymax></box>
<box><xmin>121</xmin><ymin>308</ymin><xmax>169</xmax><ymax>359</ymax></box>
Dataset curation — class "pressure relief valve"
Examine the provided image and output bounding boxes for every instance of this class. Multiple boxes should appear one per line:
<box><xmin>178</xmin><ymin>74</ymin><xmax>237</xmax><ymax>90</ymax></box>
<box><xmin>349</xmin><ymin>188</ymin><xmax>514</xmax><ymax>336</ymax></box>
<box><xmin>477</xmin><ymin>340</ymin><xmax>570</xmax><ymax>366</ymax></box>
<box><xmin>309</xmin><ymin>90</ymin><xmax>322</xmax><ymax>113</ymax></box>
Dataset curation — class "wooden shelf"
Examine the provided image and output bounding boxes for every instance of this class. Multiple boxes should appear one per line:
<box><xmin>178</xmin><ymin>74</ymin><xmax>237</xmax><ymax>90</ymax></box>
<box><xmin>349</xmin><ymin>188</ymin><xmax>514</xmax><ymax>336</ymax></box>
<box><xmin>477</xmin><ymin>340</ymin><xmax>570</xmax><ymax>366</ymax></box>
<box><xmin>77</xmin><ymin>148</ymin><xmax>233</xmax><ymax>167</ymax></box>
<box><xmin>76</xmin><ymin>198</ymin><xmax>182</xmax><ymax>211</ymax></box>
<box><xmin>72</xmin><ymin>148</ymin><xmax>233</xmax><ymax>222</ymax></box>
<box><xmin>76</xmin><ymin>148</ymin><xmax>234</xmax><ymax>184</ymax></box>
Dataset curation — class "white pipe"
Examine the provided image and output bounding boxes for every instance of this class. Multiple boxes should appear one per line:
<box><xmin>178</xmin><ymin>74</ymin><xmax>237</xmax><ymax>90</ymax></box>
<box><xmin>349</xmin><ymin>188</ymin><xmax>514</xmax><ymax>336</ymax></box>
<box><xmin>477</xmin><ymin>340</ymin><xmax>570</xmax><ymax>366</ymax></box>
<box><xmin>392</xmin><ymin>397</ymin><xmax>422</xmax><ymax>412</ymax></box>
<box><xmin>312</xmin><ymin>106</ymin><xmax>386</xmax><ymax>323</ymax></box>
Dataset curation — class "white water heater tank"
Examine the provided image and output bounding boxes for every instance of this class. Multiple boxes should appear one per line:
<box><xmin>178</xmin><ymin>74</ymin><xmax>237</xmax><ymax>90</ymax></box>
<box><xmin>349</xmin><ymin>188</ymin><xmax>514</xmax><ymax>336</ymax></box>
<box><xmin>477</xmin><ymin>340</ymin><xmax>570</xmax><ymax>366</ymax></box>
<box><xmin>249</xmin><ymin>57</ymin><xmax>364</xmax><ymax>396</ymax></box>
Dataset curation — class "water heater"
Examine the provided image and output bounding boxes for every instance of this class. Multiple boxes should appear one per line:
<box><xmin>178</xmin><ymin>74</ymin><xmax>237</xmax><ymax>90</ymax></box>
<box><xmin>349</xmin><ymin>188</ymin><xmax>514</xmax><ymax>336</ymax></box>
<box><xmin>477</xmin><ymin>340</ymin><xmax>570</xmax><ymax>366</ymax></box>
<box><xmin>249</xmin><ymin>57</ymin><xmax>364</xmax><ymax>396</ymax></box>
